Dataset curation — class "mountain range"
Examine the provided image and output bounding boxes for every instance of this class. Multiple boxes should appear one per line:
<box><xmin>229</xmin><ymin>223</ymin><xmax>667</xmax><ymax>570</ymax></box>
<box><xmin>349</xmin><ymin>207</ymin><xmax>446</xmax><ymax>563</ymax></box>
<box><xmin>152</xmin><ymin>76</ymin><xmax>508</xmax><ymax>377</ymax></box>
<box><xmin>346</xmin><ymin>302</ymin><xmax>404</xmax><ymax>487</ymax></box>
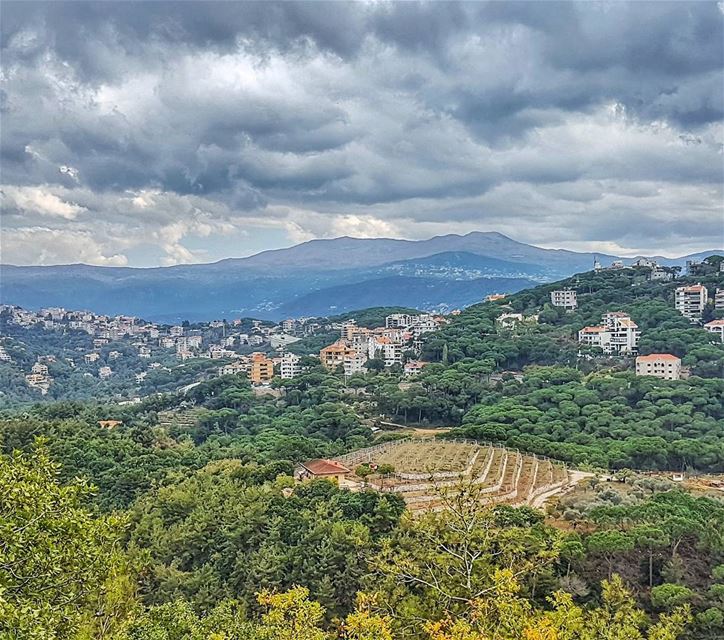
<box><xmin>1</xmin><ymin>232</ymin><xmax>720</xmax><ymax>322</ymax></box>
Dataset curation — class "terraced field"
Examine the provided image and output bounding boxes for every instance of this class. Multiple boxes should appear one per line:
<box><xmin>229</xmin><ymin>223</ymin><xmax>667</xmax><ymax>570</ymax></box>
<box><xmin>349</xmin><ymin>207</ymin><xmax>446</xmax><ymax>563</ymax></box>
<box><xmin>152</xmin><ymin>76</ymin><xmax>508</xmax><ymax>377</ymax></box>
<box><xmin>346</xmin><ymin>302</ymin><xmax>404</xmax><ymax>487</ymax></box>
<box><xmin>335</xmin><ymin>439</ymin><xmax>576</xmax><ymax>512</ymax></box>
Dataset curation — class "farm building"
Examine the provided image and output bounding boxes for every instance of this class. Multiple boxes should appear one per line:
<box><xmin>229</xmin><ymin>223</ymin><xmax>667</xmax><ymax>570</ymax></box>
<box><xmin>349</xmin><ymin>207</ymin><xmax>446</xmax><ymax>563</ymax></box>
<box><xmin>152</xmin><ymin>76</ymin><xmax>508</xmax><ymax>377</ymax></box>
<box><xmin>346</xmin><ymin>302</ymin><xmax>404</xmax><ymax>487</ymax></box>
<box><xmin>295</xmin><ymin>459</ymin><xmax>351</xmax><ymax>484</ymax></box>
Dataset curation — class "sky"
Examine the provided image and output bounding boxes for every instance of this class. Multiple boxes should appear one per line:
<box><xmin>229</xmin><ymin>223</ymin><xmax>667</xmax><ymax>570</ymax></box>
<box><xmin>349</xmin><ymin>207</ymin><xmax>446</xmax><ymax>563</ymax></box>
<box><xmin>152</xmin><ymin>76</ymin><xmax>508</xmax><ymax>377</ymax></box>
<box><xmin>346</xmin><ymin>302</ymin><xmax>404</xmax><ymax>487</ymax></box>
<box><xmin>1</xmin><ymin>1</ymin><xmax>722</xmax><ymax>267</ymax></box>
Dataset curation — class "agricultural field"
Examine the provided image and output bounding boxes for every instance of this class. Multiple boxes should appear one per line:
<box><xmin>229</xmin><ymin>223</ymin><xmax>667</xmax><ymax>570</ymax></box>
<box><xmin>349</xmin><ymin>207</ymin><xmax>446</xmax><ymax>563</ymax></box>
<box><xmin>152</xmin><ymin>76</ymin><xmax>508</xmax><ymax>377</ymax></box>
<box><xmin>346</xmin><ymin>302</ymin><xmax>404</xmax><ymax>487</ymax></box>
<box><xmin>336</xmin><ymin>439</ymin><xmax>577</xmax><ymax>511</ymax></box>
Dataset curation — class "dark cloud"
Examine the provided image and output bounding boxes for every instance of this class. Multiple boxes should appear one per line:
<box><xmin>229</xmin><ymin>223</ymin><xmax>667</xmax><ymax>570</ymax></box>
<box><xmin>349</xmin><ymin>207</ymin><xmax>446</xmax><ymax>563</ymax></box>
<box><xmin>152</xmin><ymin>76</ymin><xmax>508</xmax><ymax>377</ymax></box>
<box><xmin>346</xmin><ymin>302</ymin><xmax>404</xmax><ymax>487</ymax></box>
<box><xmin>0</xmin><ymin>1</ymin><xmax>721</xmax><ymax>265</ymax></box>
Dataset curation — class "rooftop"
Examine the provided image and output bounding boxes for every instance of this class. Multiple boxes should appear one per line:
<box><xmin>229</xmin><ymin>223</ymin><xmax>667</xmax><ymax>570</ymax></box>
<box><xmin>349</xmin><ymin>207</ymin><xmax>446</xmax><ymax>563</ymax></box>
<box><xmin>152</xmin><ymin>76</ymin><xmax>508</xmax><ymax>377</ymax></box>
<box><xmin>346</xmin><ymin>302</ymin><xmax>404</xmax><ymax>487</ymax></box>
<box><xmin>301</xmin><ymin>459</ymin><xmax>351</xmax><ymax>476</ymax></box>
<box><xmin>636</xmin><ymin>353</ymin><xmax>681</xmax><ymax>362</ymax></box>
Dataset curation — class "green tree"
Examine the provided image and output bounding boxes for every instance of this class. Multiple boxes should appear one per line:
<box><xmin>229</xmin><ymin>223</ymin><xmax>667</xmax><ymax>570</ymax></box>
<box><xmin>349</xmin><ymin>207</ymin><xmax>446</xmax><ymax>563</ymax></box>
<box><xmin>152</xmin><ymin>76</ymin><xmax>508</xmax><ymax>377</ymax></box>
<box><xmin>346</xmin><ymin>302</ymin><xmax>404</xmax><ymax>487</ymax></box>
<box><xmin>0</xmin><ymin>442</ymin><xmax>123</xmax><ymax>639</ymax></box>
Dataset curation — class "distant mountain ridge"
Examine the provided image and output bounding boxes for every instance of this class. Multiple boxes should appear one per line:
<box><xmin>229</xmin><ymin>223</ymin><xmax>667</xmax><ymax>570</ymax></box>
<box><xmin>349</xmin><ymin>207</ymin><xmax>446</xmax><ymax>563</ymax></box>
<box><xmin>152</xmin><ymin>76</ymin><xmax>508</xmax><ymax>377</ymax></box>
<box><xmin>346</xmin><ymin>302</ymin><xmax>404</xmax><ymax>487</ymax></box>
<box><xmin>1</xmin><ymin>232</ymin><xmax>720</xmax><ymax>321</ymax></box>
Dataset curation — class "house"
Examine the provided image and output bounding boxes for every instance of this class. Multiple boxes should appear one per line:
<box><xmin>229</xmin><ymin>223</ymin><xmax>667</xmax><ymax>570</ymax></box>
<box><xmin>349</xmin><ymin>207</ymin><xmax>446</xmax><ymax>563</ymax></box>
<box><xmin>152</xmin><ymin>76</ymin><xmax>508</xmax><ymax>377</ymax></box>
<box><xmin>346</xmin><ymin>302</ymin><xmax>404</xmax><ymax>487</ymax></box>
<box><xmin>649</xmin><ymin>266</ymin><xmax>673</xmax><ymax>281</ymax></box>
<box><xmin>404</xmin><ymin>360</ymin><xmax>428</xmax><ymax>377</ymax></box>
<box><xmin>218</xmin><ymin>361</ymin><xmax>248</xmax><ymax>376</ymax></box>
<box><xmin>485</xmin><ymin>293</ymin><xmax>507</xmax><ymax>303</ymax></box>
<box><xmin>99</xmin><ymin>366</ymin><xmax>112</xmax><ymax>379</ymax></box>
<box><xmin>632</xmin><ymin>258</ymin><xmax>657</xmax><ymax>268</ymax></box>
<box><xmin>294</xmin><ymin>459</ymin><xmax>351</xmax><ymax>484</ymax></box>
<box><xmin>249</xmin><ymin>352</ymin><xmax>274</xmax><ymax>384</ymax></box>
<box><xmin>704</xmin><ymin>319</ymin><xmax>724</xmax><ymax>343</ymax></box>
<box><xmin>550</xmin><ymin>289</ymin><xmax>577</xmax><ymax>310</ymax></box>
<box><xmin>280</xmin><ymin>353</ymin><xmax>302</xmax><ymax>379</ymax></box>
<box><xmin>635</xmin><ymin>354</ymin><xmax>681</xmax><ymax>380</ymax></box>
<box><xmin>675</xmin><ymin>284</ymin><xmax>708</xmax><ymax>322</ymax></box>
<box><xmin>320</xmin><ymin>341</ymin><xmax>358</xmax><ymax>370</ymax></box>
<box><xmin>84</xmin><ymin>352</ymin><xmax>100</xmax><ymax>364</ymax></box>
<box><xmin>98</xmin><ymin>420</ymin><xmax>123</xmax><ymax>429</ymax></box>
<box><xmin>578</xmin><ymin>312</ymin><xmax>640</xmax><ymax>355</ymax></box>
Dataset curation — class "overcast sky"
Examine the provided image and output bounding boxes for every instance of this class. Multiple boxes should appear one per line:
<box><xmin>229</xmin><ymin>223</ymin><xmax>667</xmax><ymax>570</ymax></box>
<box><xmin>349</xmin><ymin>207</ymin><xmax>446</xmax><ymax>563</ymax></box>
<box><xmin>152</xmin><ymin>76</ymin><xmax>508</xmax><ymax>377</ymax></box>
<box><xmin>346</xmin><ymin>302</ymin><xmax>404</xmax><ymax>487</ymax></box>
<box><xmin>1</xmin><ymin>1</ymin><xmax>722</xmax><ymax>267</ymax></box>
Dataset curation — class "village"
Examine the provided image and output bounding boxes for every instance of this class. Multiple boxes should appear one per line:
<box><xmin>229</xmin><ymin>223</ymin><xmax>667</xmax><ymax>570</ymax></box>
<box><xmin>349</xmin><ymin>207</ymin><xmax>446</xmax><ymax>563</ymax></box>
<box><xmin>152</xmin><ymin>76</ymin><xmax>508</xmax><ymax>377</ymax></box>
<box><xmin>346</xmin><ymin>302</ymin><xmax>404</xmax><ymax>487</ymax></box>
<box><xmin>2</xmin><ymin>256</ymin><xmax>722</xmax><ymax>395</ymax></box>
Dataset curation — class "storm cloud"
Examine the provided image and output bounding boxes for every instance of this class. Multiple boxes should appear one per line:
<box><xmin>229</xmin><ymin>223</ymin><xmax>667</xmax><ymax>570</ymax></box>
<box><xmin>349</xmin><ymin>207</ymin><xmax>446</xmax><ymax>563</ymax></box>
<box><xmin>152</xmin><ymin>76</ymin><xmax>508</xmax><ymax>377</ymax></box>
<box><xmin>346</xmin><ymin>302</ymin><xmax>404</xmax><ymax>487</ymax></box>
<box><xmin>1</xmin><ymin>1</ymin><xmax>722</xmax><ymax>265</ymax></box>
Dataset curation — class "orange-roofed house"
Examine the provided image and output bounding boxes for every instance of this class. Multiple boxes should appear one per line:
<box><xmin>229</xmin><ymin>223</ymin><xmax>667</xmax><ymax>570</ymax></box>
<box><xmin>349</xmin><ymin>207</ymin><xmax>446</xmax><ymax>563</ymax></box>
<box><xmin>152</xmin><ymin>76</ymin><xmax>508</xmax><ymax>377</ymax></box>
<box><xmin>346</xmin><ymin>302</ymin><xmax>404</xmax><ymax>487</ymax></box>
<box><xmin>98</xmin><ymin>420</ymin><xmax>123</xmax><ymax>429</ymax></box>
<box><xmin>578</xmin><ymin>312</ymin><xmax>640</xmax><ymax>355</ymax></box>
<box><xmin>320</xmin><ymin>341</ymin><xmax>357</xmax><ymax>370</ymax></box>
<box><xmin>635</xmin><ymin>354</ymin><xmax>682</xmax><ymax>380</ymax></box>
<box><xmin>704</xmin><ymin>319</ymin><xmax>724</xmax><ymax>343</ymax></box>
<box><xmin>295</xmin><ymin>459</ymin><xmax>351</xmax><ymax>484</ymax></box>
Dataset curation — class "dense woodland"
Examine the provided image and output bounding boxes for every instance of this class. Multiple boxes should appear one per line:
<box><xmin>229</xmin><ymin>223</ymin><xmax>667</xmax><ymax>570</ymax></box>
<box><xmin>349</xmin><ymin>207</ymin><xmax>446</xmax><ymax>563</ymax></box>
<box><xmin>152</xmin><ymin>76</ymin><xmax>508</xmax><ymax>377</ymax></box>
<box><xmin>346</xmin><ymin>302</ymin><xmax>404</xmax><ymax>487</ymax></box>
<box><xmin>1</xmin><ymin>263</ymin><xmax>722</xmax><ymax>638</ymax></box>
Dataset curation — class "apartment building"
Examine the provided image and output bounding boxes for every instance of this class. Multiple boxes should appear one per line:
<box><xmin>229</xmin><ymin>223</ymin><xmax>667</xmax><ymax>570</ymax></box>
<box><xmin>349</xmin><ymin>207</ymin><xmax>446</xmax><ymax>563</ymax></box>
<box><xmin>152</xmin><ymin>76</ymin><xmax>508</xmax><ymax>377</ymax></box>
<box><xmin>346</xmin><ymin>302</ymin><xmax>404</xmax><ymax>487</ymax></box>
<box><xmin>704</xmin><ymin>319</ymin><xmax>724</xmax><ymax>343</ymax></box>
<box><xmin>342</xmin><ymin>352</ymin><xmax>368</xmax><ymax>377</ymax></box>
<box><xmin>550</xmin><ymin>289</ymin><xmax>577</xmax><ymax>310</ymax></box>
<box><xmin>368</xmin><ymin>336</ymin><xmax>404</xmax><ymax>367</ymax></box>
<box><xmin>280</xmin><ymin>353</ymin><xmax>302</xmax><ymax>379</ymax></box>
<box><xmin>715</xmin><ymin>288</ymin><xmax>724</xmax><ymax>311</ymax></box>
<box><xmin>249</xmin><ymin>352</ymin><xmax>274</xmax><ymax>384</ymax></box>
<box><xmin>675</xmin><ymin>284</ymin><xmax>708</xmax><ymax>322</ymax></box>
<box><xmin>320</xmin><ymin>341</ymin><xmax>358</xmax><ymax>370</ymax></box>
<box><xmin>578</xmin><ymin>312</ymin><xmax>640</xmax><ymax>355</ymax></box>
<box><xmin>635</xmin><ymin>354</ymin><xmax>681</xmax><ymax>380</ymax></box>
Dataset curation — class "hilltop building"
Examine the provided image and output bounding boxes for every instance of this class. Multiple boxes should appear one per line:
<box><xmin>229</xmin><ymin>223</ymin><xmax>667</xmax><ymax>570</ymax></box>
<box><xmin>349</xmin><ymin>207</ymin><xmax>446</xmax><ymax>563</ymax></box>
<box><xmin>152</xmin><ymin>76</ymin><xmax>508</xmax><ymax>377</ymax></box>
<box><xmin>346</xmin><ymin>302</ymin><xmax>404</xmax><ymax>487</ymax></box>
<box><xmin>550</xmin><ymin>289</ymin><xmax>577</xmax><ymax>310</ymax></box>
<box><xmin>675</xmin><ymin>284</ymin><xmax>708</xmax><ymax>322</ymax></box>
<box><xmin>635</xmin><ymin>354</ymin><xmax>681</xmax><ymax>380</ymax></box>
<box><xmin>578</xmin><ymin>312</ymin><xmax>640</xmax><ymax>355</ymax></box>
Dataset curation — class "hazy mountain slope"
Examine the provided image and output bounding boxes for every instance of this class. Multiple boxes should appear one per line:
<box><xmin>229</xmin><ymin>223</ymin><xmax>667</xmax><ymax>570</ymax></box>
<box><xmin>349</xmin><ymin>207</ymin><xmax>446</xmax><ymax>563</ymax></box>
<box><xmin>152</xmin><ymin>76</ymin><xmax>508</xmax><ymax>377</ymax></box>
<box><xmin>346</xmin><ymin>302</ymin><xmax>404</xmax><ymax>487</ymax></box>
<box><xmin>276</xmin><ymin>275</ymin><xmax>536</xmax><ymax>317</ymax></box>
<box><xmin>2</xmin><ymin>233</ymin><xmax>720</xmax><ymax>321</ymax></box>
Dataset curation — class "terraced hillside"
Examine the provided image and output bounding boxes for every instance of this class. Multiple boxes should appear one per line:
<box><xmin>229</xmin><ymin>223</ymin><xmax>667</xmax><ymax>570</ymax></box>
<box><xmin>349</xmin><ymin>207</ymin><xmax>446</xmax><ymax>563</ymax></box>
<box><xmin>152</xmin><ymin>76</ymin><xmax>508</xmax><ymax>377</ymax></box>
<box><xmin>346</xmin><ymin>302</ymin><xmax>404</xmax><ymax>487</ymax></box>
<box><xmin>335</xmin><ymin>439</ymin><xmax>577</xmax><ymax>512</ymax></box>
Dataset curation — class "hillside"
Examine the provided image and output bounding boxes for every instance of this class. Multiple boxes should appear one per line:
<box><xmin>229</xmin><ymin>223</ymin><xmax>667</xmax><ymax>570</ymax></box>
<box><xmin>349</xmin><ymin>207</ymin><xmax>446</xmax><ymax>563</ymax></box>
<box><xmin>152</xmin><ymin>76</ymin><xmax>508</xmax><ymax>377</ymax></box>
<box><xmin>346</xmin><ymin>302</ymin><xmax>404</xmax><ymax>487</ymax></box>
<box><xmin>2</xmin><ymin>260</ymin><xmax>723</xmax><ymax>640</ymax></box>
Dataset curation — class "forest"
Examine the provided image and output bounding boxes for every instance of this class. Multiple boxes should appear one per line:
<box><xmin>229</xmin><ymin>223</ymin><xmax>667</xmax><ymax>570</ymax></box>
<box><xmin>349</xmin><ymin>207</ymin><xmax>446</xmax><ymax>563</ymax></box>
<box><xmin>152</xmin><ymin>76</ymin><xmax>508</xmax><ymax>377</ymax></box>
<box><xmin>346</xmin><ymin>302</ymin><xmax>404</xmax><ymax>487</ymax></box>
<box><xmin>1</xmin><ymin>263</ymin><xmax>722</xmax><ymax>638</ymax></box>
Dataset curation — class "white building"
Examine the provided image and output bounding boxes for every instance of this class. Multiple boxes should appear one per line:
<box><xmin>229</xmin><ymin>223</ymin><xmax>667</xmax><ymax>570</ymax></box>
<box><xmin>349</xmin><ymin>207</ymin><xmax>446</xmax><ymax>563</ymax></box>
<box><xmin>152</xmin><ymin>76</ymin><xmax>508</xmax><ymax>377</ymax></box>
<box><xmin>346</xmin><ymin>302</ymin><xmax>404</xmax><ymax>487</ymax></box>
<box><xmin>280</xmin><ymin>353</ymin><xmax>302</xmax><ymax>379</ymax></box>
<box><xmin>368</xmin><ymin>337</ymin><xmax>404</xmax><ymax>367</ymax></box>
<box><xmin>715</xmin><ymin>289</ymin><xmax>724</xmax><ymax>311</ymax></box>
<box><xmin>578</xmin><ymin>312</ymin><xmax>640</xmax><ymax>355</ymax></box>
<box><xmin>403</xmin><ymin>360</ymin><xmax>428</xmax><ymax>377</ymax></box>
<box><xmin>99</xmin><ymin>366</ymin><xmax>112</xmax><ymax>380</ymax></box>
<box><xmin>84</xmin><ymin>353</ymin><xmax>100</xmax><ymax>364</ymax></box>
<box><xmin>218</xmin><ymin>361</ymin><xmax>248</xmax><ymax>376</ymax></box>
<box><xmin>343</xmin><ymin>353</ymin><xmax>368</xmax><ymax>376</ymax></box>
<box><xmin>31</xmin><ymin>362</ymin><xmax>49</xmax><ymax>376</ymax></box>
<box><xmin>704</xmin><ymin>319</ymin><xmax>724</xmax><ymax>343</ymax></box>
<box><xmin>635</xmin><ymin>354</ymin><xmax>681</xmax><ymax>380</ymax></box>
<box><xmin>650</xmin><ymin>266</ymin><xmax>673</xmax><ymax>282</ymax></box>
<box><xmin>675</xmin><ymin>284</ymin><xmax>708</xmax><ymax>321</ymax></box>
<box><xmin>550</xmin><ymin>289</ymin><xmax>577</xmax><ymax>310</ymax></box>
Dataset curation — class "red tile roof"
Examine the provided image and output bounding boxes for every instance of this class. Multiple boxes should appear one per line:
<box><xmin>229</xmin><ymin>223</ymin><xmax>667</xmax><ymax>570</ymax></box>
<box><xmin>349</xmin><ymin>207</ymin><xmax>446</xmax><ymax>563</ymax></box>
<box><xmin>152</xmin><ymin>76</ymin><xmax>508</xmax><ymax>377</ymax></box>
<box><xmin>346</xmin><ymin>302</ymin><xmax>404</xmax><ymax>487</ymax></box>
<box><xmin>636</xmin><ymin>353</ymin><xmax>680</xmax><ymax>362</ymax></box>
<box><xmin>705</xmin><ymin>319</ymin><xmax>724</xmax><ymax>327</ymax></box>
<box><xmin>301</xmin><ymin>459</ymin><xmax>351</xmax><ymax>476</ymax></box>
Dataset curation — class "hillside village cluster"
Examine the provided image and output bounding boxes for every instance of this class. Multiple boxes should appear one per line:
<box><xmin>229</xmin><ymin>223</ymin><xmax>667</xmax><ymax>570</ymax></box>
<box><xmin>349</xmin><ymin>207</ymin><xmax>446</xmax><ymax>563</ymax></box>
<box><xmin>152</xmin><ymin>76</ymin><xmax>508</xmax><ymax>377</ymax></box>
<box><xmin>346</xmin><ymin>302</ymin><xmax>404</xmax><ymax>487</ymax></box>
<box><xmin>0</xmin><ymin>305</ymin><xmax>448</xmax><ymax>394</ymax></box>
<box><xmin>550</xmin><ymin>256</ymin><xmax>724</xmax><ymax>380</ymax></box>
<box><xmin>2</xmin><ymin>256</ymin><xmax>723</xmax><ymax>395</ymax></box>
